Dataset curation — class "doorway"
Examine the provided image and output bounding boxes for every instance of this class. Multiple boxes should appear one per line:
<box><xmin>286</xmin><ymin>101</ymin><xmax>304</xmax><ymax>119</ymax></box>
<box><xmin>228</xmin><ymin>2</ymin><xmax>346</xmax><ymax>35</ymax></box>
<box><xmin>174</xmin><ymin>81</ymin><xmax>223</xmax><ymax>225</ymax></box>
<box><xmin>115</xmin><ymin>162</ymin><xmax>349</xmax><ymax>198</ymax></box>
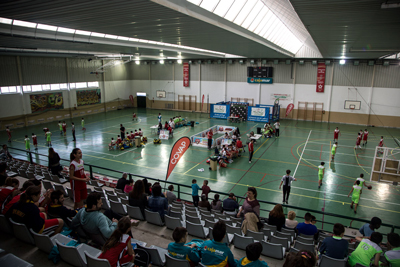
<box><xmin>137</xmin><ymin>96</ymin><xmax>146</xmax><ymax>108</ymax></box>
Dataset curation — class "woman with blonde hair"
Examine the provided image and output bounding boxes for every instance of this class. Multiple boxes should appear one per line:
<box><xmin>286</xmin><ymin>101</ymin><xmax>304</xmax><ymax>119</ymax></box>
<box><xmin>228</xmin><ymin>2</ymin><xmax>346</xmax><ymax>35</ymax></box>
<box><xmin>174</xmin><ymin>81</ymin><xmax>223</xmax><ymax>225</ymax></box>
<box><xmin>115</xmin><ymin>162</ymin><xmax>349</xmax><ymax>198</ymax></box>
<box><xmin>285</xmin><ymin>210</ymin><xmax>298</xmax><ymax>228</ymax></box>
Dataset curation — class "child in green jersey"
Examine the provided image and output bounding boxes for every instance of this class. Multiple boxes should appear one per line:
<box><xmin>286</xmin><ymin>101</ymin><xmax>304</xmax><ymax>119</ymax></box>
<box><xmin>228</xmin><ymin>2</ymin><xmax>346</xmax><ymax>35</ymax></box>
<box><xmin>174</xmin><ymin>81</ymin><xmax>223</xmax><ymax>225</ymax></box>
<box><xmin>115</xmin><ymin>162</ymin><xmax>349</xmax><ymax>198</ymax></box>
<box><xmin>348</xmin><ymin>180</ymin><xmax>362</xmax><ymax>214</ymax></box>
<box><xmin>331</xmin><ymin>142</ymin><xmax>337</xmax><ymax>160</ymax></box>
<box><xmin>81</xmin><ymin>118</ymin><xmax>86</xmax><ymax>132</ymax></box>
<box><xmin>24</xmin><ymin>135</ymin><xmax>30</xmax><ymax>152</ymax></box>
<box><xmin>382</xmin><ymin>233</ymin><xmax>400</xmax><ymax>267</ymax></box>
<box><xmin>318</xmin><ymin>162</ymin><xmax>325</xmax><ymax>189</ymax></box>
<box><xmin>46</xmin><ymin>131</ymin><xmax>52</xmax><ymax>147</ymax></box>
<box><xmin>58</xmin><ymin>121</ymin><xmax>63</xmax><ymax>135</ymax></box>
<box><xmin>349</xmin><ymin>232</ymin><xmax>382</xmax><ymax>267</ymax></box>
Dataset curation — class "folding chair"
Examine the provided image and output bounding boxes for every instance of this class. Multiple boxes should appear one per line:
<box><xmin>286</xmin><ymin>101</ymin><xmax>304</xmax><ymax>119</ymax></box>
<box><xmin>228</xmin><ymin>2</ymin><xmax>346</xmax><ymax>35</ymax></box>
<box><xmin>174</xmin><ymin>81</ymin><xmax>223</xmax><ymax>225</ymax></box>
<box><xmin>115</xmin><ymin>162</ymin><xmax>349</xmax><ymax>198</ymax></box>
<box><xmin>145</xmin><ymin>210</ymin><xmax>164</xmax><ymax>226</ymax></box>
<box><xmin>261</xmin><ymin>241</ymin><xmax>285</xmax><ymax>260</ymax></box>
<box><xmin>109</xmin><ymin>200</ymin><xmax>127</xmax><ymax>215</ymax></box>
<box><xmin>186</xmin><ymin>221</ymin><xmax>209</xmax><ymax>239</ymax></box>
<box><xmin>232</xmin><ymin>233</ymin><xmax>254</xmax><ymax>250</ymax></box>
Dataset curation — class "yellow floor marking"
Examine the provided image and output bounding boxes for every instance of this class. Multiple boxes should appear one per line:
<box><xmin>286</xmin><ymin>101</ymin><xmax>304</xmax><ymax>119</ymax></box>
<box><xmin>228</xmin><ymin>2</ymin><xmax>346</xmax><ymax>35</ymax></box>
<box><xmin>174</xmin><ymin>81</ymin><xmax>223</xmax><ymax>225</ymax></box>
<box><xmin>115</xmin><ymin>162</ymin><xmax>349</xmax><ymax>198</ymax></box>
<box><xmin>254</xmin><ymin>138</ymin><xmax>269</xmax><ymax>154</ymax></box>
<box><xmin>354</xmin><ymin>148</ymin><xmax>370</xmax><ymax>175</ymax></box>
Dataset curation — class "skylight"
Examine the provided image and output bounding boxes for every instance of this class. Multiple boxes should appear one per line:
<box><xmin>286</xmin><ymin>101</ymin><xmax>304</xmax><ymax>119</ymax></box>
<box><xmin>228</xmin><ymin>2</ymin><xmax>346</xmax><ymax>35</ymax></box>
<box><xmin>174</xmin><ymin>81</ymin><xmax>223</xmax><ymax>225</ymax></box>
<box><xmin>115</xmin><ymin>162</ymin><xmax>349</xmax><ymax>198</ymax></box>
<box><xmin>0</xmin><ymin>17</ymin><xmax>243</xmax><ymax>58</ymax></box>
<box><xmin>187</xmin><ymin>0</ymin><xmax>303</xmax><ymax>54</ymax></box>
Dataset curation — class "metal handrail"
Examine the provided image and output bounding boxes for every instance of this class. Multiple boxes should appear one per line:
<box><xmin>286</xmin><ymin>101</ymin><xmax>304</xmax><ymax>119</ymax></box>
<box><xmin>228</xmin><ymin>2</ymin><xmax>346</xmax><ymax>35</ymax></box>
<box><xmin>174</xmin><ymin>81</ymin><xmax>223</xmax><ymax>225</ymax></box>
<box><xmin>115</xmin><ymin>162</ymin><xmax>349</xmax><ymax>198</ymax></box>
<box><xmin>7</xmin><ymin>146</ymin><xmax>399</xmax><ymax>233</ymax></box>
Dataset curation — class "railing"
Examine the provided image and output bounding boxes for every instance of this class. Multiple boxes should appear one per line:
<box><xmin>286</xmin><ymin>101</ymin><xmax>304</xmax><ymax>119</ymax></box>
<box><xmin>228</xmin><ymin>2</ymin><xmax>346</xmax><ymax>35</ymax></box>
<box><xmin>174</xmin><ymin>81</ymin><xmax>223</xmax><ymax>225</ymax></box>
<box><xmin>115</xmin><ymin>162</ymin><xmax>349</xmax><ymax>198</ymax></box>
<box><xmin>7</xmin><ymin>146</ymin><xmax>399</xmax><ymax>236</ymax></box>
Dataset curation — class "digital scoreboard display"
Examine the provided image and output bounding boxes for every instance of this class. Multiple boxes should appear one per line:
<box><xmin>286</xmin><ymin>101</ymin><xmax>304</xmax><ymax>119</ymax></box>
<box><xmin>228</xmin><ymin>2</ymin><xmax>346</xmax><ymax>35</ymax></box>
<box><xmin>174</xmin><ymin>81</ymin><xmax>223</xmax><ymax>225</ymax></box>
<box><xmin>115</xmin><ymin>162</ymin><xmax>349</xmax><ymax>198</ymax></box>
<box><xmin>247</xmin><ymin>67</ymin><xmax>273</xmax><ymax>78</ymax></box>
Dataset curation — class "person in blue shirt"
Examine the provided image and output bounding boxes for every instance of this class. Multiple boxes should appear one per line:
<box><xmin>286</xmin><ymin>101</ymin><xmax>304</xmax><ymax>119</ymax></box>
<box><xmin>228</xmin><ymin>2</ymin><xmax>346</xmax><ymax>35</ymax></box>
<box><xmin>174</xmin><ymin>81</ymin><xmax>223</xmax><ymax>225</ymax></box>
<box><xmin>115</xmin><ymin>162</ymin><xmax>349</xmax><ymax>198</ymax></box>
<box><xmin>223</xmin><ymin>193</ymin><xmax>239</xmax><ymax>213</ymax></box>
<box><xmin>359</xmin><ymin>217</ymin><xmax>381</xmax><ymax>238</ymax></box>
<box><xmin>236</xmin><ymin>242</ymin><xmax>269</xmax><ymax>267</ymax></box>
<box><xmin>148</xmin><ymin>184</ymin><xmax>168</xmax><ymax>221</ymax></box>
<box><xmin>168</xmin><ymin>227</ymin><xmax>200</xmax><ymax>267</ymax></box>
<box><xmin>318</xmin><ymin>223</ymin><xmax>348</xmax><ymax>260</ymax></box>
<box><xmin>191</xmin><ymin>179</ymin><xmax>200</xmax><ymax>207</ymax></box>
<box><xmin>200</xmin><ymin>221</ymin><xmax>237</xmax><ymax>267</ymax></box>
<box><xmin>158</xmin><ymin>113</ymin><xmax>162</xmax><ymax>123</ymax></box>
<box><xmin>296</xmin><ymin>212</ymin><xmax>318</xmax><ymax>237</ymax></box>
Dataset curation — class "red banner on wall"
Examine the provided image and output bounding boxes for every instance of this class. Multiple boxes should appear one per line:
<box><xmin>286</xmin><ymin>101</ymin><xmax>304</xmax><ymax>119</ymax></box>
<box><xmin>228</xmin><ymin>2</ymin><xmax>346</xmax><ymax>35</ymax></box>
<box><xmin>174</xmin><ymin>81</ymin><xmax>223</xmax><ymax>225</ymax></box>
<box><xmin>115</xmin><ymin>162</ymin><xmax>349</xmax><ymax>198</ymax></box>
<box><xmin>285</xmin><ymin>103</ymin><xmax>294</xmax><ymax>117</ymax></box>
<box><xmin>166</xmin><ymin>137</ymin><xmax>191</xmax><ymax>180</ymax></box>
<box><xmin>316</xmin><ymin>63</ymin><xmax>326</xmax><ymax>93</ymax></box>
<box><xmin>183</xmin><ymin>62</ymin><xmax>190</xmax><ymax>87</ymax></box>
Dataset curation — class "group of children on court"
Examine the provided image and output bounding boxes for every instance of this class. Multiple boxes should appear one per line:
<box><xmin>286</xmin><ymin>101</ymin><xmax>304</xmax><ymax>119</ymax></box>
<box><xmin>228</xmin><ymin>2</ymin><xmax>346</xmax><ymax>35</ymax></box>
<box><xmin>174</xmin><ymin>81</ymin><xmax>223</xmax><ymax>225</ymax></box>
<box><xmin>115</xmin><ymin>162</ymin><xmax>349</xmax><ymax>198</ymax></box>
<box><xmin>109</xmin><ymin>128</ymin><xmax>144</xmax><ymax>150</ymax></box>
<box><xmin>19</xmin><ymin>118</ymin><xmax>86</xmax><ymax>153</ymax></box>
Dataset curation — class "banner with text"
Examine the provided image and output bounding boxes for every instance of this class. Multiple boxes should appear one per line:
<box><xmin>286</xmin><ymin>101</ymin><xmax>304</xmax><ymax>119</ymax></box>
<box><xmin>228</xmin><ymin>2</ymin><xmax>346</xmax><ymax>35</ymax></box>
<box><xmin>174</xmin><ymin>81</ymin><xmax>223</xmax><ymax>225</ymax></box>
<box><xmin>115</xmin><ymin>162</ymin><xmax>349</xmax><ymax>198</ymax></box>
<box><xmin>271</xmin><ymin>93</ymin><xmax>291</xmax><ymax>101</ymax></box>
<box><xmin>30</xmin><ymin>93</ymin><xmax>64</xmax><ymax>113</ymax></box>
<box><xmin>183</xmin><ymin>62</ymin><xmax>189</xmax><ymax>87</ymax></box>
<box><xmin>247</xmin><ymin>106</ymin><xmax>270</xmax><ymax>122</ymax></box>
<box><xmin>316</xmin><ymin>63</ymin><xmax>326</xmax><ymax>93</ymax></box>
<box><xmin>210</xmin><ymin>104</ymin><xmax>230</xmax><ymax>119</ymax></box>
<box><xmin>76</xmin><ymin>89</ymin><xmax>101</xmax><ymax>106</ymax></box>
<box><xmin>247</xmin><ymin>77</ymin><xmax>273</xmax><ymax>84</ymax></box>
<box><xmin>166</xmin><ymin>137</ymin><xmax>191</xmax><ymax>180</ymax></box>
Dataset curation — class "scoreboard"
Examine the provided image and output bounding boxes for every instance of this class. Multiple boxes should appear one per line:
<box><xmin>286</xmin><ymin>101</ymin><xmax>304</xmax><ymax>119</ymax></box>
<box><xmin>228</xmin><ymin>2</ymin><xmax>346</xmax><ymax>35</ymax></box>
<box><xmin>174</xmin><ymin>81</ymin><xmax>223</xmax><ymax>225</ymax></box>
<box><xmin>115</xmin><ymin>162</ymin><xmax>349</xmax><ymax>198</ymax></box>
<box><xmin>247</xmin><ymin>66</ymin><xmax>273</xmax><ymax>78</ymax></box>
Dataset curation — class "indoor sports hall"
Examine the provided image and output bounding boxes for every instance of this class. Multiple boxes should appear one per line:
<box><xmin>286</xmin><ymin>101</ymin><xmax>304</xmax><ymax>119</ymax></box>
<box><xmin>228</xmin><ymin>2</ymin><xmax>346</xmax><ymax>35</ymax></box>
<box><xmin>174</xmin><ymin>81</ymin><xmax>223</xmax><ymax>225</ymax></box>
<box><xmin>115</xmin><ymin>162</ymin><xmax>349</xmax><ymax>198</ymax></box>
<box><xmin>0</xmin><ymin>1</ymin><xmax>399</xmax><ymax>267</ymax></box>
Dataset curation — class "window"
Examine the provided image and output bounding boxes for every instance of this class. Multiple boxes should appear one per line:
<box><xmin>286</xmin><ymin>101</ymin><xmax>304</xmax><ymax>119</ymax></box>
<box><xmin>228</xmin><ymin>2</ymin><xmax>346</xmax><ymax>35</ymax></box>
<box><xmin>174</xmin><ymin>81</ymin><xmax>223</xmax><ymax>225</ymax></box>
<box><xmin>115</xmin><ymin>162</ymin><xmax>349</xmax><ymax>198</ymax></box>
<box><xmin>75</xmin><ymin>82</ymin><xmax>87</xmax><ymax>88</ymax></box>
<box><xmin>69</xmin><ymin>83</ymin><xmax>76</xmax><ymax>89</ymax></box>
<box><xmin>23</xmin><ymin>85</ymin><xmax>31</xmax><ymax>92</ymax></box>
<box><xmin>32</xmin><ymin>85</ymin><xmax>42</xmax><ymax>91</ymax></box>
<box><xmin>88</xmin><ymin>81</ymin><xmax>99</xmax><ymax>87</ymax></box>
<box><xmin>51</xmin><ymin>84</ymin><xmax>60</xmax><ymax>90</ymax></box>
<box><xmin>42</xmin><ymin>84</ymin><xmax>51</xmax><ymax>91</ymax></box>
<box><xmin>59</xmin><ymin>83</ymin><xmax>68</xmax><ymax>89</ymax></box>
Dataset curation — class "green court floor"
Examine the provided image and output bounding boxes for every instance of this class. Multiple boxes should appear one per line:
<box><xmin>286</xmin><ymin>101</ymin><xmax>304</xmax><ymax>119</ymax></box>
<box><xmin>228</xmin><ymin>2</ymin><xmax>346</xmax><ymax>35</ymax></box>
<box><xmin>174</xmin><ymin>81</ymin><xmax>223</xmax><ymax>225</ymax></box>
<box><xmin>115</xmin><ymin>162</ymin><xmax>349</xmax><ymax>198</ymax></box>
<box><xmin>3</xmin><ymin>108</ymin><xmax>400</xmax><ymax>235</ymax></box>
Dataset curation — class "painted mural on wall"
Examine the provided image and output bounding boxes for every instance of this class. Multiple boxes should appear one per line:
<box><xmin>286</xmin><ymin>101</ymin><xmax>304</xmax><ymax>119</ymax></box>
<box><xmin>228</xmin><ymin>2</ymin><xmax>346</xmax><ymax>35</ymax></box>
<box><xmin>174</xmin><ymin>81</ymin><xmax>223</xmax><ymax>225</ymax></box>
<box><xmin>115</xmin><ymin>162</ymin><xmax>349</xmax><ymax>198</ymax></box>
<box><xmin>76</xmin><ymin>89</ymin><xmax>101</xmax><ymax>106</ymax></box>
<box><xmin>30</xmin><ymin>93</ymin><xmax>64</xmax><ymax>113</ymax></box>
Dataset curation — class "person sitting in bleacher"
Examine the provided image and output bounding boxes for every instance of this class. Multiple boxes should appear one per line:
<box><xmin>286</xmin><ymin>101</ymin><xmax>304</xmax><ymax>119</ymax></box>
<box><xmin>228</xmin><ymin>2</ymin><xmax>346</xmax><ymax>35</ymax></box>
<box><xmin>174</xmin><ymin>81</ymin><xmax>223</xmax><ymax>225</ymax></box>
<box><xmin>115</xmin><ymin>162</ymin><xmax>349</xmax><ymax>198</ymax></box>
<box><xmin>164</xmin><ymin>185</ymin><xmax>177</xmax><ymax>204</ymax></box>
<box><xmin>318</xmin><ymin>223</ymin><xmax>348</xmax><ymax>260</ymax></box>
<box><xmin>296</xmin><ymin>212</ymin><xmax>318</xmax><ymax>237</ymax></box>
<box><xmin>116</xmin><ymin>172</ymin><xmax>129</xmax><ymax>191</ymax></box>
<box><xmin>199</xmin><ymin>221</ymin><xmax>236</xmax><ymax>267</ymax></box>
<box><xmin>283</xmin><ymin>250</ymin><xmax>316</xmax><ymax>267</ymax></box>
<box><xmin>359</xmin><ymin>216</ymin><xmax>381</xmax><ymax>238</ymax></box>
<box><xmin>148</xmin><ymin>184</ymin><xmax>168</xmax><ymax>221</ymax></box>
<box><xmin>268</xmin><ymin>204</ymin><xmax>286</xmax><ymax>231</ymax></box>
<box><xmin>236</xmin><ymin>242</ymin><xmax>269</xmax><ymax>267</ymax></box>
<box><xmin>2</xmin><ymin>180</ymin><xmax>33</xmax><ymax>215</ymax></box>
<box><xmin>285</xmin><ymin>211</ymin><xmax>298</xmax><ymax>228</ymax></box>
<box><xmin>198</xmin><ymin>194</ymin><xmax>211</xmax><ymax>211</ymax></box>
<box><xmin>168</xmin><ymin>227</ymin><xmax>200</xmax><ymax>267</ymax></box>
<box><xmin>0</xmin><ymin>162</ymin><xmax>9</xmax><ymax>186</ymax></box>
<box><xmin>48</xmin><ymin>190</ymin><xmax>77</xmax><ymax>221</ymax></box>
<box><xmin>164</xmin><ymin>121</ymin><xmax>169</xmax><ymax>129</ymax></box>
<box><xmin>0</xmin><ymin>177</ymin><xmax>19</xmax><ymax>208</ymax></box>
<box><xmin>348</xmin><ymin>232</ymin><xmax>383</xmax><ymax>267</ymax></box>
<box><xmin>211</xmin><ymin>194</ymin><xmax>222</xmax><ymax>213</ymax></box>
<box><xmin>382</xmin><ymin>233</ymin><xmax>400</xmax><ymax>266</ymax></box>
<box><xmin>98</xmin><ymin>216</ymin><xmax>135</xmax><ymax>267</ymax></box>
<box><xmin>129</xmin><ymin>180</ymin><xmax>148</xmax><ymax>218</ymax></box>
<box><xmin>8</xmin><ymin>185</ymin><xmax>64</xmax><ymax>234</ymax></box>
<box><xmin>71</xmin><ymin>192</ymin><xmax>118</xmax><ymax>239</ymax></box>
<box><xmin>222</xmin><ymin>193</ymin><xmax>239</xmax><ymax>214</ymax></box>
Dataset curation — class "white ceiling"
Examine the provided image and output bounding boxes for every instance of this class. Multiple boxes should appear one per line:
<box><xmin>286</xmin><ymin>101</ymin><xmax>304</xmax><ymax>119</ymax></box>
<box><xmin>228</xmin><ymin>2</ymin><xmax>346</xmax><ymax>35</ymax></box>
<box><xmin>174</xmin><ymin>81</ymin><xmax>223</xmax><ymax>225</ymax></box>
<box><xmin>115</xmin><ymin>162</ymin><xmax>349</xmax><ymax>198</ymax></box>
<box><xmin>0</xmin><ymin>0</ymin><xmax>399</xmax><ymax>59</ymax></box>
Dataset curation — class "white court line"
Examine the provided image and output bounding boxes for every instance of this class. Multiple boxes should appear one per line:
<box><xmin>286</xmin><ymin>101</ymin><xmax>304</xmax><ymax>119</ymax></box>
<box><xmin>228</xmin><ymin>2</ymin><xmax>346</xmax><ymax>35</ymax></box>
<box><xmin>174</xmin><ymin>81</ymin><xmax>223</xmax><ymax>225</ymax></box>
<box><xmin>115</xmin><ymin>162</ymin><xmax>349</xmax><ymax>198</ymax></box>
<box><xmin>303</xmin><ymin>157</ymin><xmax>372</xmax><ymax>168</ymax></box>
<box><xmin>304</xmin><ymin>149</ymin><xmax>375</xmax><ymax>159</ymax></box>
<box><xmin>290</xmin><ymin>185</ymin><xmax>400</xmax><ymax>207</ymax></box>
<box><xmin>114</xmin><ymin>147</ymin><xmax>137</xmax><ymax>157</ymax></box>
<box><xmin>293</xmin><ymin>130</ymin><xmax>312</xmax><ymax>177</ymax></box>
<box><xmin>307</xmin><ymin>141</ymin><xmax>375</xmax><ymax>151</ymax></box>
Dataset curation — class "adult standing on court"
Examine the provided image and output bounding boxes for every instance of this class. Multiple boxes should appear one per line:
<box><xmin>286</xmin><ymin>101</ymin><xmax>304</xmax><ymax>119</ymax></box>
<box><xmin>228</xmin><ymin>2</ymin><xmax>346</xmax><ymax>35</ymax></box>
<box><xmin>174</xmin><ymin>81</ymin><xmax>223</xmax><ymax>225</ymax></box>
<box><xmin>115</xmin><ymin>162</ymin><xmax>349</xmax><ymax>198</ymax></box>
<box><xmin>120</xmin><ymin>124</ymin><xmax>125</xmax><ymax>140</ymax></box>
<box><xmin>71</xmin><ymin>122</ymin><xmax>76</xmax><ymax>141</ymax></box>
<box><xmin>158</xmin><ymin>113</ymin><xmax>162</xmax><ymax>124</ymax></box>
<box><xmin>248</xmin><ymin>139</ymin><xmax>254</xmax><ymax>163</ymax></box>
<box><xmin>333</xmin><ymin>127</ymin><xmax>341</xmax><ymax>142</ymax></box>
<box><xmin>274</xmin><ymin>120</ymin><xmax>280</xmax><ymax>138</ymax></box>
<box><xmin>207</xmin><ymin>130</ymin><xmax>213</xmax><ymax>150</ymax></box>
<box><xmin>279</xmin><ymin>169</ymin><xmax>296</xmax><ymax>204</ymax></box>
<box><xmin>69</xmin><ymin>148</ymin><xmax>90</xmax><ymax>209</ymax></box>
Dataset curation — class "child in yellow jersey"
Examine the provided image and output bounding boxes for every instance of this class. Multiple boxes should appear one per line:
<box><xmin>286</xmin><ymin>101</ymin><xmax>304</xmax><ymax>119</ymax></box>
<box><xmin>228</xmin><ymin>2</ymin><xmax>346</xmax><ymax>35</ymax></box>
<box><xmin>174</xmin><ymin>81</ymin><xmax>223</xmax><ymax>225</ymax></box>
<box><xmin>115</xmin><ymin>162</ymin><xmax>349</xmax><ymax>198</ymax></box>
<box><xmin>318</xmin><ymin>162</ymin><xmax>325</xmax><ymax>189</ymax></box>
<box><xmin>236</xmin><ymin>242</ymin><xmax>269</xmax><ymax>267</ymax></box>
<box><xmin>348</xmin><ymin>180</ymin><xmax>362</xmax><ymax>214</ymax></box>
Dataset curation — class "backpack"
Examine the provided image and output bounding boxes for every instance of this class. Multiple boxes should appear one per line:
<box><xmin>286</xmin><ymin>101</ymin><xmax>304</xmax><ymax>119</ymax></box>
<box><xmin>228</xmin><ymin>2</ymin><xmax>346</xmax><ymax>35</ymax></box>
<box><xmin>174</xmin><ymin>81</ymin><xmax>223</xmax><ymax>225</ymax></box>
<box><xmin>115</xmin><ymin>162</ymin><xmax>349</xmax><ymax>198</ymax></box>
<box><xmin>153</xmin><ymin>139</ymin><xmax>161</xmax><ymax>144</ymax></box>
<box><xmin>133</xmin><ymin>248</ymin><xmax>151</xmax><ymax>267</ymax></box>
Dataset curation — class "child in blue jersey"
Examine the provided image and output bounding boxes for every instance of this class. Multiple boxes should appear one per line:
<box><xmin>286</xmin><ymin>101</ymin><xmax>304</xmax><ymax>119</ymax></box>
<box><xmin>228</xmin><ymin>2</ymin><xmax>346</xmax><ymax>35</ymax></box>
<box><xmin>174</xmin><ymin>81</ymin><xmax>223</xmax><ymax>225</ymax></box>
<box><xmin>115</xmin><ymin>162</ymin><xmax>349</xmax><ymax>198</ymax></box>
<box><xmin>191</xmin><ymin>179</ymin><xmax>200</xmax><ymax>207</ymax></box>
<box><xmin>236</xmin><ymin>242</ymin><xmax>269</xmax><ymax>267</ymax></box>
<box><xmin>168</xmin><ymin>227</ymin><xmax>200</xmax><ymax>267</ymax></box>
<box><xmin>200</xmin><ymin>221</ymin><xmax>237</xmax><ymax>267</ymax></box>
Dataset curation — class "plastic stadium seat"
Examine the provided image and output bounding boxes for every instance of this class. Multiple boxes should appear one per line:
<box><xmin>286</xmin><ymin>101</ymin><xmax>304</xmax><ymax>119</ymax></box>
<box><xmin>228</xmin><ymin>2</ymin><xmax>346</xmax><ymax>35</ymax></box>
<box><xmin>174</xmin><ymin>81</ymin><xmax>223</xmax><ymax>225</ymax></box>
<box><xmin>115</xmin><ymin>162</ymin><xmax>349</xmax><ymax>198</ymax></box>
<box><xmin>294</xmin><ymin>240</ymin><xmax>315</xmax><ymax>253</ymax></box>
<box><xmin>0</xmin><ymin>254</ymin><xmax>33</xmax><ymax>267</ymax></box>
<box><xmin>165</xmin><ymin>215</ymin><xmax>183</xmax><ymax>230</ymax></box>
<box><xmin>270</xmin><ymin>235</ymin><xmax>291</xmax><ymax>250</ymax></box>
<box><xmin>186</xmin><ymin>221</ymin><xmax>209</xmax><ymax>239</ymax></box>
<box><xmin>85</xmin><ymin>251</ymin><xmax>134</xmax><ymax>267</ymax></box>
<box><xmin>319</xmin><ymin>254</ymin><xmax>347</xmax><ymax>267</ymax></box>
<box><xmin>275</xmin><ymin>231</ymin><xmax>293</xmax><ymax>243</ymax></box>
<box><xmin>42</xmin><ymin>180</ymin><xmax>55</xmax><ymax>191</ymax></box>
<box><xmin>30</xmin><ymin>229</ymin><xmax>73</xmax><ymax>254</ymax></box>
<box><xmin>145</xmin><ymin>210</ymin><xmax>164</xmax><ymax>226</ymax></box>
<box><xmin>109</xmin><ymin>200</ymin><xmax>127</xmax><ymax>215</ymax></box>
<box><xmin>126</xmin><ymin>205</ymin><xmax>145</xmax><ymax>220</ymax></box>
<box><xmin>54</xmin><ymin>184</ymin><xmax>68</xmax><ymax>197</ymax></box>
<box><xmin>261</xmin><ymin>240</ymin><xmax>285</xmax><ymax>260</ymax></box>
<box><xmin>232</xmin><ymin>233</ymin><xmax>254</xmax><ymax>250</ymax></box>
<box><xmin>56</xmin><ymin>240</ymin><xmax>101</xmax><ymax>267</ymax></box>
<box><xmin>137</xmin><ymin>244</ymin><xmax>168</xmax><ymax>267</ymax></box>
<box><xmin>165</xmin><ymin>253</ymin><xmax>191</xmax><ymax>267</ymax></box>
<box><xmin>296</xmin><ymin>235</ymin><xmax>314</xmax><ymax>245</ymax></box>
<box><xmin>185</xmin><ymin>214</ymin><xmax>201</xmax><ymax>225</ymax></box>
<box><xmin>0</xmin><ymin>214</ymin><xmax>13</xmax><ymax>234</ymax></box>
<box><xmin>246</xmin><ymin>229</ymin><xmax>265</xmax><ymax>242</ymax></box>
<box><xmin>52</xmin><ymin>174</ymin><xmax>68</xmax><ymax>184</ymax></box>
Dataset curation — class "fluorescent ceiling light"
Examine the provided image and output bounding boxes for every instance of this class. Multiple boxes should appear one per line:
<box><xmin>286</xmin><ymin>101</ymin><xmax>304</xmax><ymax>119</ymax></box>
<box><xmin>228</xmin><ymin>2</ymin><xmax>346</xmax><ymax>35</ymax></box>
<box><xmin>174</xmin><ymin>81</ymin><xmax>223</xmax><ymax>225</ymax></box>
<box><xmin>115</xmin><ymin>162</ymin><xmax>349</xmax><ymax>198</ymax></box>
<box><xmin>75</xmin><ymin>30</ymin><xmax>91</xmax><ymax>36</ymax></box>
<box><xmin>339</xmin><ymin>60</ymin><xmax>346</xmax><ymax>65</ymax></box>
<box><xmin>105</xmin><ymin>34</ymin><xmax>118</xmax><ymax>39</ymax></box>
<box><xmin>91</xmin><ymin>32</ymin><xmax>105</xmax><ymax>37</ymax></box>
<box><xmin>137</xmin><ymin>92</ymin><xmax>146</xmax><ymax>96</ymax></box>
<box><xmin>57</xmin><ymin>27</ymin><xmax>75</xmax><ymax>33</ymax></box>
<box><xmin>13</xmin><ymin>20</ymin><xmax>37</xmax><ymax>28</ymax></box>
<box><xmin>135</xmin><ymin>60</ymin><xmax>140</xmax><ymax>65</ymax></box>
<box><xmin>177</xmin><ymin>59</ymin><xmax>182</xmax><ymax>64</ymax></box>
<box><xmin>129</xmin><ymin>38</ymin><xmax>139</xmax><ymax>42</ymax></box>
<box><xmin>117</xmin><ymin>36</ymin><xmax>129</xmax><ymax>41</ymax></box>
<box><xmin>0</xmin><ymin>17</ymin><xmax>12</xmax><ymax>25</ymax></box>
<box><xmin>37</xmin><ymin>24</ymin><xmax>57</xmax><ymax>31</ymax></box>
<box><xmin>160</xmin><ymin>60</ymin><xmax>165</xmax><ymax>64</ymax></box>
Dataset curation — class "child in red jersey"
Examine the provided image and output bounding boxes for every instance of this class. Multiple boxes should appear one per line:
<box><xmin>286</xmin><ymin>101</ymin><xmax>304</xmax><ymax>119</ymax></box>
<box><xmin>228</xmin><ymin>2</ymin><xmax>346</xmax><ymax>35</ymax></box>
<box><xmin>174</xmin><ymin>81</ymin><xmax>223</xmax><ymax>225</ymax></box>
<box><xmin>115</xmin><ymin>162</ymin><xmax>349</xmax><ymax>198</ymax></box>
<box><xmin>378</xmin><ymin>136</ymin><xmax>384</xmax><ymax>154</ymax></box>
<box><xmin>362</xmin><ymin>129</ymin><xmax>369</xmax><ymax>146</ymax></box>
<box><xmin>355</xmin><ymin>133</ymin><xmax>362</xmax><ymax>150</ymax></box>
<box><xmin>6</xmin><ymin>126</ymin><xmax>12</xmax><ymax>143</ymax></box>
<box><xmin>98</xmin><ymin>217</ymin><xmax>135</xmax><ymax>267</ymax></box>
<box><xmin>32</xmin><ymin>133</ymin><xmax>38</xmax><ymax>150</ymax></box>
<box><xmin>69</xmin><ymin>148</ymin><xmax>90</xmax><ymax>209</ymax></box>
<box><xmin>333</xmin><ymin>127</ymin><xmax>341</xmax><ymax>143</ymax></box>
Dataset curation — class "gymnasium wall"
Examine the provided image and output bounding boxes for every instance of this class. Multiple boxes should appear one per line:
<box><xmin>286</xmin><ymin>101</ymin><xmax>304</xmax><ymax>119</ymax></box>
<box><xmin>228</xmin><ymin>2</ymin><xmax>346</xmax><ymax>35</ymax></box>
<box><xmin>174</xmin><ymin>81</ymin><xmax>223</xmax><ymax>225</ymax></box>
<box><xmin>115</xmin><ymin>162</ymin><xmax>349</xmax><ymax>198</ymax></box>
<box><xmin>0</xmin><ymin>55</ymin><xmax>399</xmax><ymax>128</ymax></box>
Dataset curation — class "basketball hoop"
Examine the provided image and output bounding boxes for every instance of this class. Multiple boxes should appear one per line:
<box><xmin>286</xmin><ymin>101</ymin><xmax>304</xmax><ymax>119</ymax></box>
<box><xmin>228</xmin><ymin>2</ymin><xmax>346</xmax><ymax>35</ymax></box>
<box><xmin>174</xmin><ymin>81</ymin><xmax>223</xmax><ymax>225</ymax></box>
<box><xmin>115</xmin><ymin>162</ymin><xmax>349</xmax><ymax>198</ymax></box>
<box><xmin>349</xmin><ymin>104</ymin><xmax>355</xmax><ymax>110</ymax></box>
